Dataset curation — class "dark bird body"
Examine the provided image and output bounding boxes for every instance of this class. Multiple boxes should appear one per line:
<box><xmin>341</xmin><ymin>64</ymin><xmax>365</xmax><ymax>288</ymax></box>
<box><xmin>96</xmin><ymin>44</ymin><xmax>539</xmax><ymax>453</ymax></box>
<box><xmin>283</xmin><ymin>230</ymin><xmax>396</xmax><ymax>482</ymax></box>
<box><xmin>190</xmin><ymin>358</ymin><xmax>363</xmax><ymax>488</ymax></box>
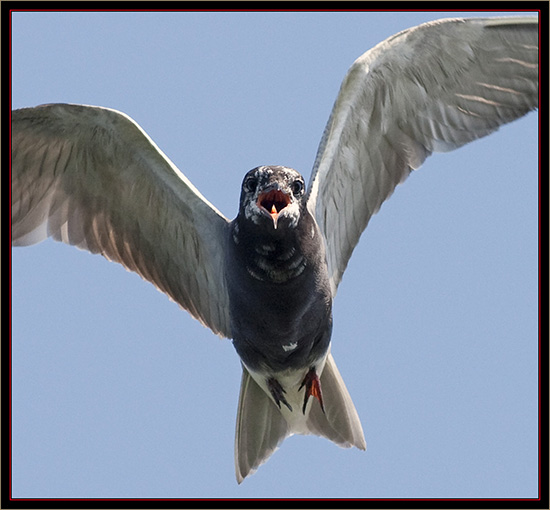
<box><xmin>11</xmin><ymin>17</ymin><xmax>539</xmax><ymax>482</ymax></box>
<box><xmin>227</xmin><ymin>166</ymin><xmax>332</xmax><ymax>373</ymax></box>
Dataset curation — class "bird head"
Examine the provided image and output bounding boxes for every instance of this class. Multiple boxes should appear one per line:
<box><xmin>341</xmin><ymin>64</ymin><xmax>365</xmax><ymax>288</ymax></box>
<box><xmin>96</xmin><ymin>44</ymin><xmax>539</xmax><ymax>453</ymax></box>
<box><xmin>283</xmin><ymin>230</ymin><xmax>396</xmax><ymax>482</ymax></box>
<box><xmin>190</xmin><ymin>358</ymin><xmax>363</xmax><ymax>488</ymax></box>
<box><xmin>238</xmin><ymin>165</ymin><xmax>306</xmax><ymax>230</ymax></box>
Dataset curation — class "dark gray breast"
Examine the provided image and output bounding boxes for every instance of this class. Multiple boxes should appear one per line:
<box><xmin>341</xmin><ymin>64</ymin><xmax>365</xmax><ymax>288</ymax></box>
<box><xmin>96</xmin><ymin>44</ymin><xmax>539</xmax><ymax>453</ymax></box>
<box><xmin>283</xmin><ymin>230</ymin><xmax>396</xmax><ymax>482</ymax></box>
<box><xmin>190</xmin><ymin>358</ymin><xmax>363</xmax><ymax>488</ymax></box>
<box><xmin>238</xmin><ymin>229</ymin><xmax>307</xmax><ymax>284</ymax></box>
<box><xmin>225</xmin><ymin>192</ymin><xmax>332</xmax><ymax>372</ymax></box>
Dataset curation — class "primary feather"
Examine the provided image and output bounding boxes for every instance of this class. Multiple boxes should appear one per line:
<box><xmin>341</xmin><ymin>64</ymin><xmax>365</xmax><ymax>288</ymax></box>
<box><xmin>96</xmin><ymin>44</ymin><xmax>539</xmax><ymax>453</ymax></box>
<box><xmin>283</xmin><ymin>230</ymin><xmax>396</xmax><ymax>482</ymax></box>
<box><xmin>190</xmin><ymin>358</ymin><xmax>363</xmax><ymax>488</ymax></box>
<box><xmin>306</xmin><ymin>17</ymin><xmax>538</xmax><ymax>295</ymax></box>
<box><xmin>11</xmin><ymin>104</ymin><xmax>231</xmax><ymax>337</ymax></box>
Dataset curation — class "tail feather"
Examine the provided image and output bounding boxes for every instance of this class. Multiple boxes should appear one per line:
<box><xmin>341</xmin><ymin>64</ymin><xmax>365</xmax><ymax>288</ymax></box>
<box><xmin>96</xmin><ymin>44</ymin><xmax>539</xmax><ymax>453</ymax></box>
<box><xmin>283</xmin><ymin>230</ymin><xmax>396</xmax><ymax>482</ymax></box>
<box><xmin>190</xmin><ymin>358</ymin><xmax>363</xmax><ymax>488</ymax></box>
<box><xmin>234</xmin><ymin>368</ymin><xmax>290</xmax><ymax>483</ymax></box>
<box><xmin>234</xmin><ymin>353</ymin><xmax>365</xmax><ymax>482</ymax></box>
<box><xmin>306</xmin><ymin>353</ymin><xmax>366</xmax><ymax>450</ymax></box>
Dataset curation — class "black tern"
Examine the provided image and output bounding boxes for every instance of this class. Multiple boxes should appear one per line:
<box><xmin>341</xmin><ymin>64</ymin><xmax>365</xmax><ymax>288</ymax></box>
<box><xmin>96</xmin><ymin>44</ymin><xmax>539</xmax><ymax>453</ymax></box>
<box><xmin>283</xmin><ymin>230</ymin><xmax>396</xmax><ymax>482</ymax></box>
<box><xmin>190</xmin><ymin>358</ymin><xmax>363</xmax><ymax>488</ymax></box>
<box><xmin>11</xmin><ymin>17</ymin><xmax>539</xmax><ymax>482</ymax></box>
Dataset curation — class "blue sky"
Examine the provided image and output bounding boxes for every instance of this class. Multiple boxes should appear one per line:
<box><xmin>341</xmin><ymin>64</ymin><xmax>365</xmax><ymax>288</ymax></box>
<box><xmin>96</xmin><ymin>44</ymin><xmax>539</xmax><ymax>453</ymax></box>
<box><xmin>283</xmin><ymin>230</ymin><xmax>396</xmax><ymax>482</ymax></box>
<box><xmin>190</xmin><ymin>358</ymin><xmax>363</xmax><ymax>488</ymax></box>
<box><xmin>10</xmin><ymin>10</ymin><xmax>539</xmax><ymax>499</ymax></box>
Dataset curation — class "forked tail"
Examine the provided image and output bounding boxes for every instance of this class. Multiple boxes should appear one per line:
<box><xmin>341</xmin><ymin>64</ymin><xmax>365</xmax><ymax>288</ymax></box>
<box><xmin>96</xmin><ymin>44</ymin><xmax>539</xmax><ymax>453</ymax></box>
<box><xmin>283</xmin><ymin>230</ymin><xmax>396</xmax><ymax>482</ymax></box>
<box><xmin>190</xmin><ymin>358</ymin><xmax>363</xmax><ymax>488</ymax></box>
<box><xmin>234</xmin><ymin>353</ymin><xmax>366</xmax><ymax>483</ymax></box>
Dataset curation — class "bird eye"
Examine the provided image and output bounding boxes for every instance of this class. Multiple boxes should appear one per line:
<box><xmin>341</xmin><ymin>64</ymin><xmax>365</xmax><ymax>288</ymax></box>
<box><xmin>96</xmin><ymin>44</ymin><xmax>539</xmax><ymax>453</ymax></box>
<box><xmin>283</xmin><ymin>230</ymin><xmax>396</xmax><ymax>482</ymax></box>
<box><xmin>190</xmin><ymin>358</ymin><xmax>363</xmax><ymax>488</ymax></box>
<box><xmin>291</xmin><ymin>179</ymin><xmax>304</xmax><ymax>196</ymax></box>
<box><xmin>243</xmin><ymin>175</ymin><xmax>258</xmax><ymax>193</ymax></box>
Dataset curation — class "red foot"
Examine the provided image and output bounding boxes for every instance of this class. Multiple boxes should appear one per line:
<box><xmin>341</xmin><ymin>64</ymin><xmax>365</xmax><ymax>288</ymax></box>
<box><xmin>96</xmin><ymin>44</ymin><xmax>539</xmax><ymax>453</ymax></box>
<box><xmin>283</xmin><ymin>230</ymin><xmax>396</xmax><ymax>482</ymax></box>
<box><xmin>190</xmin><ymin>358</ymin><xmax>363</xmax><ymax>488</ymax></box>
<box><xmin>299</xmin><ymin>367</ymin><xmax>325</xmax><ymax>414</ymax></box>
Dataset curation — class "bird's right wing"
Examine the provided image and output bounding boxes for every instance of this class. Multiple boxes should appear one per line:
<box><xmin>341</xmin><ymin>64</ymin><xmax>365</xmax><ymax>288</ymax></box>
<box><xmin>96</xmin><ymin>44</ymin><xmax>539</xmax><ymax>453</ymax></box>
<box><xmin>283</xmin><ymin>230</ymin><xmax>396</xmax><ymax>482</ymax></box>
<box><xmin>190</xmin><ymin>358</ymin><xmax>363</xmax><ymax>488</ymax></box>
<box><xmin>306</xmin><ymin>17</ymin><xmax>539</xmax><ymax>296</ymax></box>
<box><xmin>12</xmin><ymin>103</ymin><xmax>232</xmax><ymax>338</ymax></box>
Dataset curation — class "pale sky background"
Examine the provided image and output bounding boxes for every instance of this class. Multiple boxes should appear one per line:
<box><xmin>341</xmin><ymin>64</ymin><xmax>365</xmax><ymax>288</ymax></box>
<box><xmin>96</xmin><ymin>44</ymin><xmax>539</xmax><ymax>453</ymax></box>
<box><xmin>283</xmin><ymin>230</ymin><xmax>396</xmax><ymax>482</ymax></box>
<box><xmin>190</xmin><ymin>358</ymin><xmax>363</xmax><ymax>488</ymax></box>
<box><xmin>10</xmin><ymin>10</ymin><xmax>539</xmax><ymax>499</ymax></box>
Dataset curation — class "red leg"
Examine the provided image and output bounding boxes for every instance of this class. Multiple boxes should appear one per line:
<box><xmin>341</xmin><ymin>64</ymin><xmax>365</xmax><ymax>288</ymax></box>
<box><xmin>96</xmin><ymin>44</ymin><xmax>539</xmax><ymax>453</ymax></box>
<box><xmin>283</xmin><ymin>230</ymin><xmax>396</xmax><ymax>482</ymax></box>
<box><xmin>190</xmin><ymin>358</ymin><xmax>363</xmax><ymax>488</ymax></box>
<box><xmin>299</xmin><ymin>367</ymin><xmax>325</xmax><ymax>414</ymax></box>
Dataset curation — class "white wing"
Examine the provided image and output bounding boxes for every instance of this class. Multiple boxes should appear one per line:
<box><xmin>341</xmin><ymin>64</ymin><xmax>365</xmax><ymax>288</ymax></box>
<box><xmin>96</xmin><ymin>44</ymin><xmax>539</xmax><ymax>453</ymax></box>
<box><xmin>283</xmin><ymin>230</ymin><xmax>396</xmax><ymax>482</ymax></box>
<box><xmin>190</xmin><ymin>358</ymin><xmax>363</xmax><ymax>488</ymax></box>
<box><xmin>11</xmin><ymin>103</ymin><xmax>231</xmax><ymax>338</ymax></box>
<box><xmin>306</xmin><ymin>17</ymin><xmax>539</xmax><ymax>295</ymax></box>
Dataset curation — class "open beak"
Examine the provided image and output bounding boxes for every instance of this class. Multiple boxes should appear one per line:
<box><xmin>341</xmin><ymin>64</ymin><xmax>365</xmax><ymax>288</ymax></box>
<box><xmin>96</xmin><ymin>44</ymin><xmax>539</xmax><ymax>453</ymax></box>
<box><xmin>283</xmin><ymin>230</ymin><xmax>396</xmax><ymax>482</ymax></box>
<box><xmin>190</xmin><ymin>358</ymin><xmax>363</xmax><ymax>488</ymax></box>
<box><xmin>257</xmin><ymin>189</ymin><xmax>291</xmax><ymax>229</ymax></box>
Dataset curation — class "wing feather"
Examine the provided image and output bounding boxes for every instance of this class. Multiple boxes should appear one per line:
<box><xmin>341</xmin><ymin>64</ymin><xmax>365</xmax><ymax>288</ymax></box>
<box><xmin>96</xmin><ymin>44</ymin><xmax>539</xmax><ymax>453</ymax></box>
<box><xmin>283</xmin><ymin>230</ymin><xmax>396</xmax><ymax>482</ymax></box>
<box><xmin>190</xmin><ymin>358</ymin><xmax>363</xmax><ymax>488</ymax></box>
<box><xmin>307</xmin><ymin>17</ymin><xmax>538</xmax><ymax>295</ymax></box>
<box><xmin>11</xmin><ymin>103</ymin><xmax>231</xmax><ymax>338</ymax></box>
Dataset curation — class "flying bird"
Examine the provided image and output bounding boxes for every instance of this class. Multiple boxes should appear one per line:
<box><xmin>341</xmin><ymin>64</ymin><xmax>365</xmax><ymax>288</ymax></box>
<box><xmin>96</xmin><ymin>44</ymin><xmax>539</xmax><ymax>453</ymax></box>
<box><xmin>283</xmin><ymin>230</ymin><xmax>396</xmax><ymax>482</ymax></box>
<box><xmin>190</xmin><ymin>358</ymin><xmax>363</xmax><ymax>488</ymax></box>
<box><xmin>11</xmin><ymin>17</ymin><xmax>539</xmax><ymax>483</ymax></box>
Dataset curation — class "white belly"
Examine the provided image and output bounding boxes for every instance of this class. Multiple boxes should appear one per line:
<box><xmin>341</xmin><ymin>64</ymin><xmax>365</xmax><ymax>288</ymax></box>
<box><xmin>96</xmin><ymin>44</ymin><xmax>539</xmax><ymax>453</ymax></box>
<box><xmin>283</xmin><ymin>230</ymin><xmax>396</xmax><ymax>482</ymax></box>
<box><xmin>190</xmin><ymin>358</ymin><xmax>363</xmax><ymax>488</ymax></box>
<box><xmin>243</xmin><ymin>351</ymin><xmax>329</xmax><ymax>435</ymax></box>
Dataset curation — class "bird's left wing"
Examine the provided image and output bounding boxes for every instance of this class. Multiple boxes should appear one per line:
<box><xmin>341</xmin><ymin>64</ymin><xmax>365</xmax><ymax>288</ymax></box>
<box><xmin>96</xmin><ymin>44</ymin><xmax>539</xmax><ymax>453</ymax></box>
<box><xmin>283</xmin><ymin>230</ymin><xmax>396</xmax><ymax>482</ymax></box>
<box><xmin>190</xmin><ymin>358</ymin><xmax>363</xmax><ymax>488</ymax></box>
<box><xmin>12</xmin><ymin>103</ymin><xmax>232</xmax><ymax>338</ymax></box>
<box><xmin>306</xmin><ymin>17</ymin><xmax>539</xmax><ymax>296</ymax></box>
